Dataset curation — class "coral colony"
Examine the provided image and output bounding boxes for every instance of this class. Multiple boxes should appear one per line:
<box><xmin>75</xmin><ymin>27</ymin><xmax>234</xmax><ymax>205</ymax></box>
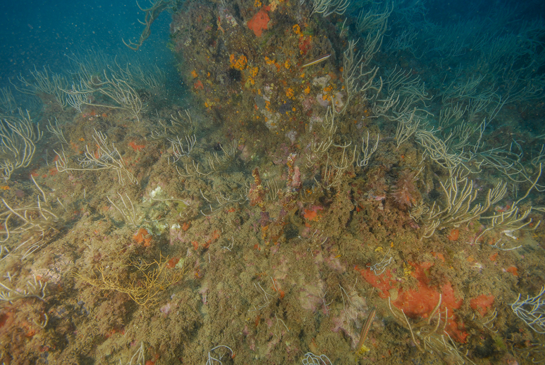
<box><xmin>1</xmin><ymin>0</ymin><xmax>545</xmax><ymax>363</ymax></box>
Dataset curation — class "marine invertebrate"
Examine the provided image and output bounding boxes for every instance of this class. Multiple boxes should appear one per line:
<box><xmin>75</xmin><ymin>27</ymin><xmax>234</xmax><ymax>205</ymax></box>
<box><xmin>395</xmin><ymin>111</ymin><xmax>421</xmax><ymax>149</ymax></box>
<box><xmin>357</xmin><ymin>262</ymin><xmax>468</xmax><ymax>342</ymax></box>
<box><xmin>387</xmin><ymin>295</ymin><xmax>472</xmax><ymax>364</ymax></box>
<box><xmin>391</xmin><ymin>169</ymin><xmax>420</xmax><ymax>210</ymax></box>
<box><xmin>302</xmin><ymin>352</ymin><xmax>332</xmax><ymax>364</ymax></box>
<box><xmin>205</xmin><ymin>345</ymin><xmax>235</xmax><ymax>364</ymax></box>
<box><xmin>0</xmin><ymin>274</ymin><xmax>47</xmax><ymax>303</ymax></box>
<box><xmin>0</xmin><ymin>176</ymin><xmax>64</xmax><ymax>260</ymax></box>
<box><xmin>0</xmin><ymin>110</ymin><xmax>43</xmax><ymax>180</ymax></box>
<box><xmin>420</xmin><ymin>174</ymin><xmax>507</xmax><ymax>239</ymax></box>
<box><xmin>108</xmin><ymin>192</ymin><xmax>141</xmax><ymax>227</ymax></box>
<box><xmin>247</xmin><ymin>6</ymin><xmax>270</xmax><ymax>37</ymax></box>
<box><xmin>337</xmin><ymin>40</ymin><xmax>380</xmax><ymax>115</ymax></box>
<box><xmin>511</xmin><ymin>286</ymin><xmax>545</xmax><ymax>334</ymax></box>
<box><xmin>249</xmin><ymin>167</ymin><xmax>267</xmax><ymax>211</ymax></box>
<box><xmin>355</xmin><ymin>309</ymin><xmax>375</xmax><ymax>355</ymax></box>
<box><xmin>301</xmin><ymin>54</ymin><xmax>331</xmax><ymax>68</ymax></box>
<box><xmin>76</xmin><ymin>254</ymin><xmax>188</xmax><ymax>306</ymax></box>
<box><xmin>168</xmin><ymin>134</ymin><xmax>197</xmax><ymax>162</ymax></box>
<box><xmin>133</xmin><ymin>227</ymin><xmax>153</xmax><ymax>247</ymax></box>
<box><xmin>356</xmin><ymin>131</ymin><xmax>380</xmax><ymax>167</ymax></box>
<box><xmin>306</xmin><ymin>0</ymin><xmax>350</xmax><ymax>17</ymax></box>
<box><xmin>123</xmin><ymin>0</ymin><xmax>173</xmax><ymax>51</ymax></box>
<box><xmin>61</xmin><ymin>71</ymin><xmax>144</xmax><ymax>121</ymax></box>
<box><xmin>470</xmin><ymin>294</ymin><xmax>495</xmax><ymax>317</ymax></box>
<box><xmin>447</xmin><ymin>228</ymin><xmax>459</xmax><ymax>241</ymax></box>
<box><xmin>128</xmin><ymin>140</ymin><xmax>145</xmax><ymax>152</ymax></box>
<box><xmin>229</xmin><ymin>54</ymin><xmax>248</xmax><ymax>71</ymax></box>
<box><xmin>55</xmin><ymin>129</ymin><xmax>138</xmax><ymax>185</ymax></box>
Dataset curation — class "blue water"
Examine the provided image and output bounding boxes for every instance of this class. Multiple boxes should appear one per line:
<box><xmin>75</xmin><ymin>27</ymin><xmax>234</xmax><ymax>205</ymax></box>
<box><xmin>0</xmin><ymin>0</ymin><xmax>172</xmax><ymax>85</ymax></box>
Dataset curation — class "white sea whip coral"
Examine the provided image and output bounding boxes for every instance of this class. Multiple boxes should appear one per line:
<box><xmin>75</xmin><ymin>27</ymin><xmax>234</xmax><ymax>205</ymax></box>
<box><xmin>511</xmin><ymin>286</ymin><xmax>545</xmax><ymax>334</ymax></box>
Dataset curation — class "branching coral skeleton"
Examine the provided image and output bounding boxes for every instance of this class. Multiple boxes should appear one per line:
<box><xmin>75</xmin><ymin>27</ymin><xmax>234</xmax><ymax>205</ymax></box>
<box><xmin>76</xmin><ymin>254</ymin><xmax>187</xmax><ymax>306</ymax></box>
<box><xmin>123</xmin><ymin>0</ymin><xmax>173</xmax><ymax>51</ymax></box>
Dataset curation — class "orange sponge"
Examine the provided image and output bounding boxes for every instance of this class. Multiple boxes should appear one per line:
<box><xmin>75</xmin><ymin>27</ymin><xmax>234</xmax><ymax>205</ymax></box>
<box><xmin>248</xmin><ymin>6</ymin><xmax>270</xmax><ymax>37</ymax></box>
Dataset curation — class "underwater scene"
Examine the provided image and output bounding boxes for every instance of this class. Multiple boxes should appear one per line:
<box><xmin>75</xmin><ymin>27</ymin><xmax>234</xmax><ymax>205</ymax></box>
<box><xmin>1</xmin><ymin>0</ymin><xmax>545</xmax><ymax>363</ymax></box>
